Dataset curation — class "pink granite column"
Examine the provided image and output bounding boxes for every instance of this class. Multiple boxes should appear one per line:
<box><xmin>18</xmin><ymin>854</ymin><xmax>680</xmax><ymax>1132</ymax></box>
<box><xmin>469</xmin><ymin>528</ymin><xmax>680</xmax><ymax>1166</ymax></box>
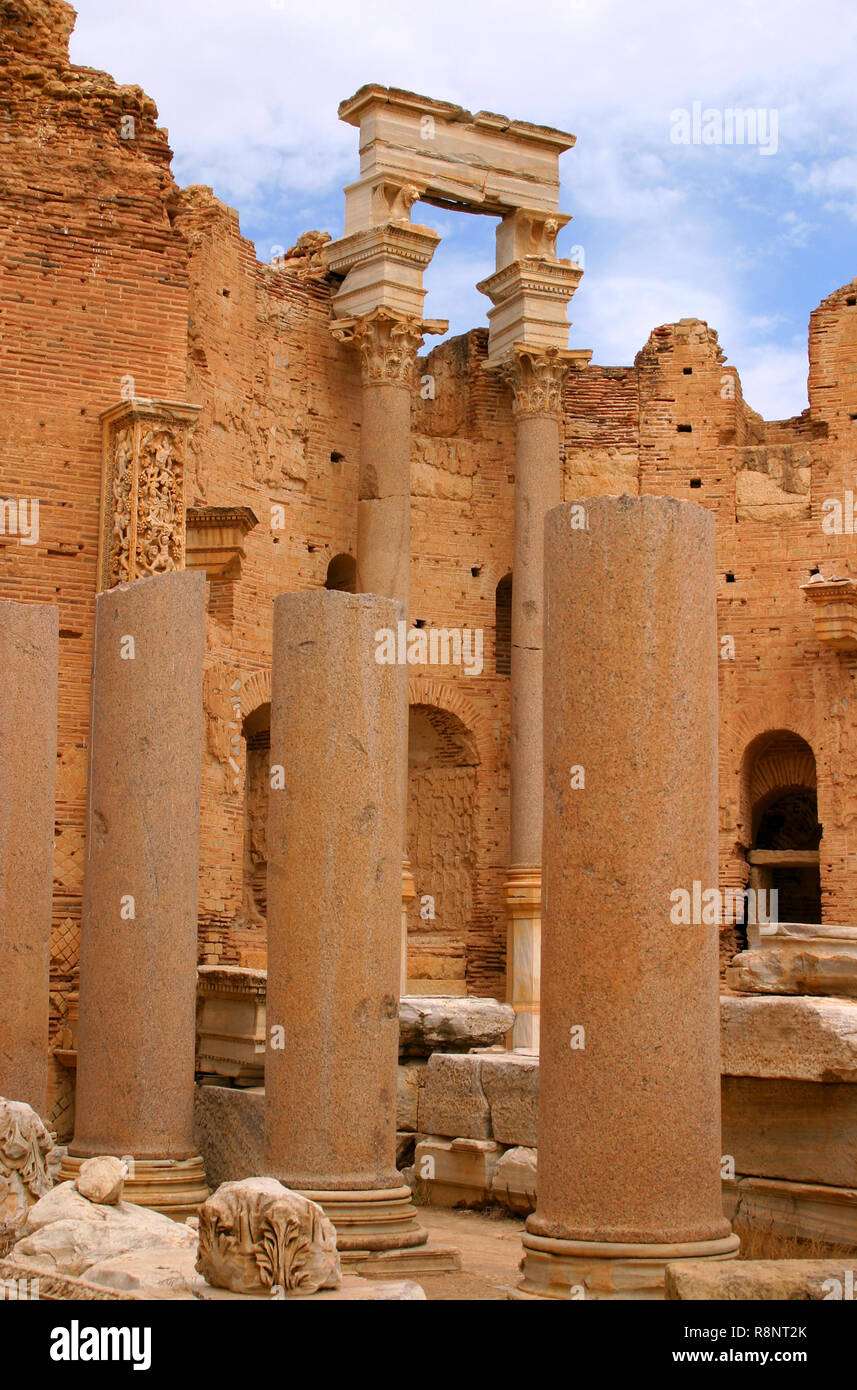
<box><xmin>265</xmin><ymin>590</ymin><xmax>455</xmax><ymax>1271</ymax></box>
<box><xmin>62</xmin><ymin>571</ymin><xmax>209</xmax><ymax>1217</ymax></box>
<box><xmin>517</xmin><ymin>495</ymin><xmax>738</xmax><ymax>1299</ymax></box>
<box><xmin>0</xmin><ymin>600</ymin><xmax>58</xmax><ymax>1114</ymax></box>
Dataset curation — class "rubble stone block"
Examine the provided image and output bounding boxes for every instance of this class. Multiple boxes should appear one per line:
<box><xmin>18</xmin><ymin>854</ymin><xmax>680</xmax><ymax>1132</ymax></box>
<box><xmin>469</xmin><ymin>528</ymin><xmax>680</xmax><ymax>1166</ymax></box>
<box><xmin>414</xmin><ymin>1136</ymin><xmax>504</xmax><ymax>1208</ymax></box>
<box><xmin>665</xmin><ymin>1258</ymin><xmax>857</xmax><ymax>1301</ymax></box>
<box><xmin>397</xmin><ymin>1061</ymin><xmax>427</xmax><ymax>1132</ymax></box>
<box><xmin>481</xmin><ymin>1053</ymin><xmax>539</xmax><ymax>1146</ymax></box>
<box><xmin>722</xmin><ymin>1076</ymin><xmax>857</xmax><ymax>1188</ymax></box>
<box><xmin>420</xmin><ymin>1054</ymin><xmax>491</xmax><ymax>1139</ymax></box>
<box><xmin>491</xmin><ymin>1146</ymin><xmax>537</xmax><ymax>1215</ymax></box>
<box><xmin>398</xmin><ymin>997</ymin><xmax>515</xmax><ymax>1056</ymax></box>
<box><xmin>192</xmin><ymin>1084</ymin><xmax>264</xmax><ymax>1191</ymax></box>
<box><xmin>721</xmin><ymin>995</ymin><xmax>857</xmax><ymax>1082</ymax></box>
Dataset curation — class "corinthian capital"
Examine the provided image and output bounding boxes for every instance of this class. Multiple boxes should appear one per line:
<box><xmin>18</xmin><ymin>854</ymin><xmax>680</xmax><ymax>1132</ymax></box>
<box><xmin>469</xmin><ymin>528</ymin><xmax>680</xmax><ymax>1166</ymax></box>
<box><xmin>495</xmin><ymin>345</ymin><xmax>590</xmax><ymax>420</ymax></box>
<box><xmin>331</xmin><ymin>306</ymin><xmax>433</xmax><ymax>386</ymax></box>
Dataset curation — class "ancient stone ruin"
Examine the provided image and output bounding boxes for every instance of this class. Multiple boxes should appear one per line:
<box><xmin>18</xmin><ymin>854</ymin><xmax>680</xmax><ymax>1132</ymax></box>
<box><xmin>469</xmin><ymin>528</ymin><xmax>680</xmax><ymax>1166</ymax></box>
<box><xmin>2</xmin><ymin>0</ymin><xmax>857</xmax><ymax>1313</ymax></box>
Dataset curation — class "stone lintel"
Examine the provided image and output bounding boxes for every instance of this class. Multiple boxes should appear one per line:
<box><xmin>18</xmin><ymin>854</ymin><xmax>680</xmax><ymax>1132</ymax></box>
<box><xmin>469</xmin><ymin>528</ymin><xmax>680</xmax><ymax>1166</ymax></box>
<box><xmin>337</xmin><ymin>85</ymin><xmax>574</xmax><ymax>219</ymax></box>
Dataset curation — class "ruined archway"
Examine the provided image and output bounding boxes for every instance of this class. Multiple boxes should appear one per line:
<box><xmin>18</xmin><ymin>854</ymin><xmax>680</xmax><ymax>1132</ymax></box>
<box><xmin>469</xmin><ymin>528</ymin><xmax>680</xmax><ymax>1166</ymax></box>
<box><xmin>406</xmin><ymin>703</ymin><xmax>479</xmax><ymax>995</ymax></box>
<box><xmin>741</xmin><ymin>730</ymin><xmax>821</xmax><ymax>926</ymax></box>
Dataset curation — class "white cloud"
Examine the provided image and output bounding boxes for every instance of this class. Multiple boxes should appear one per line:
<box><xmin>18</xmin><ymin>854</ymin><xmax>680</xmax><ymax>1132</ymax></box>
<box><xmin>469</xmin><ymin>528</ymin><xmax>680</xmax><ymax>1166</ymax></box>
<box><xmin>65</xmin><ymin>0</ymin><xmax>854</xmax><ymax>419</ymax></box>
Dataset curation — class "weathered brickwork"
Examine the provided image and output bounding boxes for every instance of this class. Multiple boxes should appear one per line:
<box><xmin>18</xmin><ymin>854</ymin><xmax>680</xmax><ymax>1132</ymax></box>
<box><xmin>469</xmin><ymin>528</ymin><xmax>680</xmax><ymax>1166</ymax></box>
<box><xmin>3</xmin><ymin>0</ymin><xmax>857</xmax><ymax>1127</ymax></box>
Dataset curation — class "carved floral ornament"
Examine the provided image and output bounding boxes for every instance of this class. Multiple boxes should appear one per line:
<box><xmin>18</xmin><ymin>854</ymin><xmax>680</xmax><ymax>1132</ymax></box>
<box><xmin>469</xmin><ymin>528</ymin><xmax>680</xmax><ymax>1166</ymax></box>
<box><xmin>331</xmin><ymin>307</ymin><xmax>429</xmax><ymax>386</ymax></box>
<box><xmin>196</xmin><ymin>1177</ymin><xmax>341</xmax><ymax>1296</ymax></box>
<box><xmin>98</xmin><ymin>399</ymin><xmax>201</xmax><ymax>591</ymax></box>
<box><xmin>494</xmin><ymin>345</ymin><xmax>590</xmax><ymax>419</ymax></box>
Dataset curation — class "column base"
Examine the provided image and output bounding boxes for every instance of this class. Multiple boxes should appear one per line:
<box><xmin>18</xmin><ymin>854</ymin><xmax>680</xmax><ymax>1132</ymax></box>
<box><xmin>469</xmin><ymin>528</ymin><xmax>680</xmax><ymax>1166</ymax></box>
<box><xmin>513</xmin><ymin>1231</ymin><xmax>741</xmax><ymax>1301</ymax></box>
<box><xmin>59</xmin><ymin>1153</ymin><xmax>209</xmax><ymax>1221</ymax></box>
<box><xmin>298</xmin><ymin>1184</ymin><xmax>427</xmax><ymax>1252</ymax></box>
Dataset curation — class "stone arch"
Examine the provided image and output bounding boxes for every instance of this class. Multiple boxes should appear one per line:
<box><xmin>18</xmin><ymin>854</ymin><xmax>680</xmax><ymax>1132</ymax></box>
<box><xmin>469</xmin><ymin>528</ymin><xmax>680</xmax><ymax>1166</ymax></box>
<box><xmin>406</xmin><ymin>691</ymin><xmax>481</xmax><ymax>995</ymax></box>
<box><xmin>238</xmin><ymin>668</ymin><xmax>271</xmax><ymax>722</ymax></box>
<box><xmin>740</xmin><ymin>729</ymin><xmax>818</xmax><ymax>846</ymax></box>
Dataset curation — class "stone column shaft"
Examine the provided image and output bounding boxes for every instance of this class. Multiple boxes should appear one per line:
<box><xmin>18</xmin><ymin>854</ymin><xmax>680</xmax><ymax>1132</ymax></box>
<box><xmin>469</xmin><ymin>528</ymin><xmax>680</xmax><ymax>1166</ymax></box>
<box><xmin>264</xmin><ymin>590</ymin><xmax>428</xmax><ymax>1257</ymax></box>
<box><xmin>335</xmin><ymin>307</ymin><xmax>427</xmax><ymax>996</ymax></box>
<box><xmin>0</xmin><ymin>601</ymin><xmax>58</xmax><ymax>1115</ymax></box>
<box><xmin>64</xmin><ymin>570</ymin><xmax>208</xmax><ymax>1217</ymax></box>
<box><xmin>517</xmin><ymin>495</ymin><xmax>738</xmax><ymax>1299</ymax></box>
<box><xmin>499</xmin><ymin>349</ymin><xmax>571</xmax><ymax>1050</ymax></box>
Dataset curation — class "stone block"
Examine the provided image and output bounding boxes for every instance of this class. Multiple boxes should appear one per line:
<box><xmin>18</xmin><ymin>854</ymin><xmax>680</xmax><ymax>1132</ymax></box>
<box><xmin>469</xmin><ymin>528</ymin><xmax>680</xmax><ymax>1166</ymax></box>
<box><xmin>413</xmin><ymin>1137</ymin><xmax>504</xmax><ymax>1208</ymax></box>
<box><xmin>722</xmin><ymin>1076</ymin><xmax>857</xmax><ymax>1187</ymax></box>
<box><xmin>491</xmin><ymin>1146</ymin><xmax>537</xmax><ymax>1215</ymax></box>
<box><xmin>399</xmin><ymin>997</ymin><xmax>515</xmax><ymax>1057</ymax></box>
<box><xmin>721</xmin><ymin>995</ymin><xmax>857</xmax><ymax>1082</ymax></box>
<box><xmin>481</xmin><ymin>1053</ymin><xmax>539</xmax><ymax>1146</ymax></box>
<box><xmin>666</xmin><ymin>1258</ymin><xmax>857</xmax><ymax>1300</ymax></box>
<box><xmin>420</xmin><ymin>1054</ymin><xmax>490</xmax><ymax>1139</ymax></box>
<box><xmin>723</xmin><ymin>1175</ymin><xmax>857</xmax><ymax>1248</ymax></box>
<box><xmin>726</xmin><ymin>923</ymin><xmax>857</xmax><ymax>999</ymax></box>
<box><xmin>397</xmin><ymin>1061</ymin><xmax>426</xmax><ymax>1132</ymax></box>
<box><xmin>192</xmin><ymin>1084</ymin><xmax>264</xmax><ymax>1191</ymax></box>
<box><xmin>196</xmin><ymin>966</ymin><xmax>266</xmax><ymax>1085</ymax></box>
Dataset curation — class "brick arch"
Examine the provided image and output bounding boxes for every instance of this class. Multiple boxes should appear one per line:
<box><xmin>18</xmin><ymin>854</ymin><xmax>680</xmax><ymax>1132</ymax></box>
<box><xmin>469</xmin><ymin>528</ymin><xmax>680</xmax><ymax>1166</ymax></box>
<box><xmin>739</xmin><ymin>727</ymin><xmax>818</xmax><ymax>849</ymax></box>
<box><xmin>238</xmin><ymin>668</ymin><xmax>271</xmax><ymax>721</ymax></box>
<box><xmin>407</xmin><ymin>676</ymin><xmax>490</xmax><ymax>766</ymax></box>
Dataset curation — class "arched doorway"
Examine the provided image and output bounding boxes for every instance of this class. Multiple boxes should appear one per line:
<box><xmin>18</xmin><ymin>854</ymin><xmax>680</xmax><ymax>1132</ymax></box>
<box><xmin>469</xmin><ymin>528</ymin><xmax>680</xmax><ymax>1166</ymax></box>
<box><xmin>742</xmin><ymin>731</ymin><xmax>821</xmax><ymax>926</ymax></box>
<box><xmin>406</xmin><ymin>704</ymin><xmax>478</xmax><ymax>994</ymax></box>
<box><xmin>325</xmin><ymin>553</ymin><xmax>357</xmax><ymax>593</ymax></box>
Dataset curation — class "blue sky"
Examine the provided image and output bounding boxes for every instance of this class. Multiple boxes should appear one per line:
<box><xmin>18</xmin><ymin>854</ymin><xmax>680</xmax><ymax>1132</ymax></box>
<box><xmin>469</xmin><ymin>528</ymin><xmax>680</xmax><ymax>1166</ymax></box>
<box><xmin>68</xmin><ymin>0</ymin><xmax>856</xmax><ymax>419</ymax></box>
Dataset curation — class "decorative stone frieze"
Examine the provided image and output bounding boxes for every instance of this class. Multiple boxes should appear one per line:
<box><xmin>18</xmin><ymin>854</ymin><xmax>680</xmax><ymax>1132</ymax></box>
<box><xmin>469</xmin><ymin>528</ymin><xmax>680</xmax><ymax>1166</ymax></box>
<box><xmin>98</xmin><ymin>398</ymin><xmax>201</xmax><ymax>592</ymax></box>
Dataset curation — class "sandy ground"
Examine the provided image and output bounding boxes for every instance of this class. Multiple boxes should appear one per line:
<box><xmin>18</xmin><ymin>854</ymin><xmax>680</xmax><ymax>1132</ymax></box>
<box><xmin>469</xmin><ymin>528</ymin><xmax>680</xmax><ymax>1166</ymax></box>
<box><xmin>415</xmin><ymin>1207</ymin><xmax>525</xmax><ymax>1301</ymax></box>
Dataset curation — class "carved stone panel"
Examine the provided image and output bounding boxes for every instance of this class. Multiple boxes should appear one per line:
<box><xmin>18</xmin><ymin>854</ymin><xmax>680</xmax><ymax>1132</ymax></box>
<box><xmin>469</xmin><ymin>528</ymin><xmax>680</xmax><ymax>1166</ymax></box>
<box><xmin>98</xmin><ymin>399</ymin><xmax>201</xmax><ymax>591</ymax></box>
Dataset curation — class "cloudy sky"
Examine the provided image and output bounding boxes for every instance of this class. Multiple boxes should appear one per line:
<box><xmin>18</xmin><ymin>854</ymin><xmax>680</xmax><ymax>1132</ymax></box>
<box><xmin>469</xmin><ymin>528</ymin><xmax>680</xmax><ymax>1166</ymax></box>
<box><xmin>68</xmin><ymin>0</ymin><xmax>856</xmax><ymax>419</ymax></box>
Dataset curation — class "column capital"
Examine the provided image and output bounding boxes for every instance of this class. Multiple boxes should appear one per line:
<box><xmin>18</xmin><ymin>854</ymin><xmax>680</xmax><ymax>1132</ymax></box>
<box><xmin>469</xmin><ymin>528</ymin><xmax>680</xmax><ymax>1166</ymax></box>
<box><xmin>491</xmin><ymin>344</ymin><xmax>591</xmax><ymax>420</ymax></box>
<box><xmin>331</xmin><ymin>306</ymin><xmax>446</xmax><ymax>387</ymax></box>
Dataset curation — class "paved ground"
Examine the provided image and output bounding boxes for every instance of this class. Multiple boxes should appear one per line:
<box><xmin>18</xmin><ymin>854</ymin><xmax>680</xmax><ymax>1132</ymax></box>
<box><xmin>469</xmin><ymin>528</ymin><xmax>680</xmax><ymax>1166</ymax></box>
<box><xmin>415</xmin><ymin>1207</ymin><xmax>525</xmax><ymax>1300</ymax></box>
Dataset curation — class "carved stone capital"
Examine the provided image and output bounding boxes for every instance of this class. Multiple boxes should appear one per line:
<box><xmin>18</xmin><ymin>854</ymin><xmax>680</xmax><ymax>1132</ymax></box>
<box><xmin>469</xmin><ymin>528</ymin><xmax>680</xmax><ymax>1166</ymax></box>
<box><xmin>97</xmin><ymin>398</ymin><xmax>201</xmax><ymax>591</ymax></box>
<box><xmin>494</xmin><ymin>345</ymin><xmax>590</xmax><ymax>419</ymax></box>
<box><xmin>332</xmin><ymin>306</ymin><xmax>437</xmax><ymax>387</ymax></box>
